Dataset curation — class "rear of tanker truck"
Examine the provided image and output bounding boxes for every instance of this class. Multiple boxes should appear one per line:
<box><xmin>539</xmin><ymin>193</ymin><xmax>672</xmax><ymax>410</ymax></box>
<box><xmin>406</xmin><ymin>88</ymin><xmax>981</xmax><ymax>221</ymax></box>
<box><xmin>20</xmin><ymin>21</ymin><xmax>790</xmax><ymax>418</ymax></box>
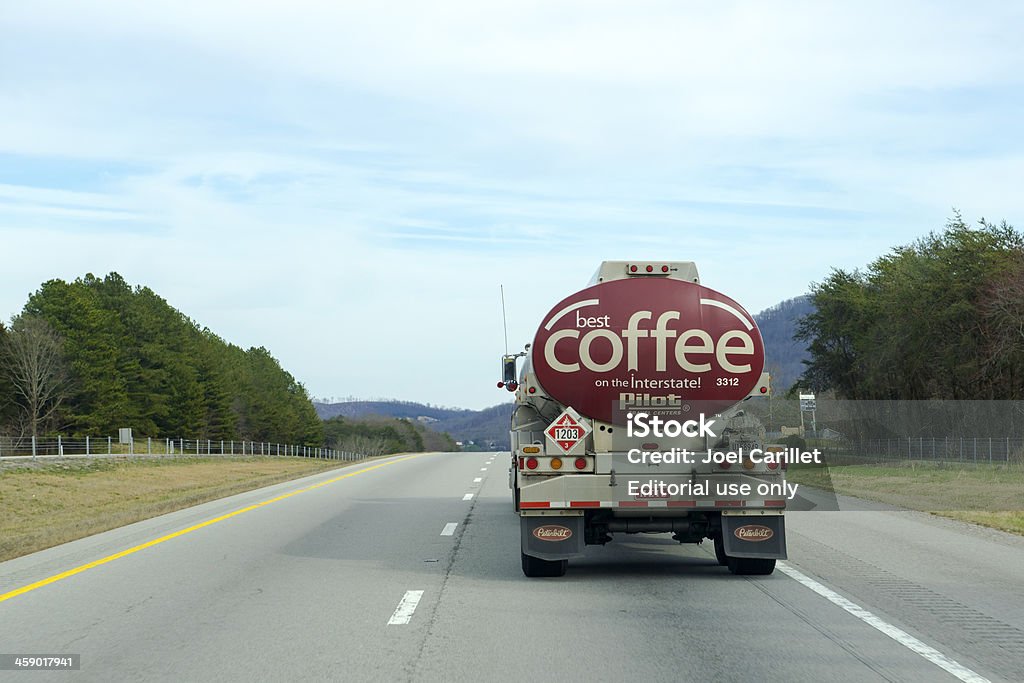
<box><xmin>504</xmin><ymin>261</ymin><xmax>788</xmax><ymax>577</ymax></box>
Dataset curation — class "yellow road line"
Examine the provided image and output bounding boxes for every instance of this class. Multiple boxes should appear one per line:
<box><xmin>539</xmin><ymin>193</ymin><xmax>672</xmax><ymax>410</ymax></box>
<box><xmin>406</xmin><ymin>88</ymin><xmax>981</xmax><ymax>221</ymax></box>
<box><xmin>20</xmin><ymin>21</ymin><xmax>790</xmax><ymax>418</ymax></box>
<box><xmin>0</xmin><ymin>454</ymin><xmax>422</xmax><ymax>604</ymax></box>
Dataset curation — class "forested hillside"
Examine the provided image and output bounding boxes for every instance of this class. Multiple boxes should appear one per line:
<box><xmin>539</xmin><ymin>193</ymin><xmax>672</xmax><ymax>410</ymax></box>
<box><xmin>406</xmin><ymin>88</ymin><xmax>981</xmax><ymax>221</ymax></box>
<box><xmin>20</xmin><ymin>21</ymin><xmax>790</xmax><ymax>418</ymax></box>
<box><xmin>0</xmin><ymin>272</ymin><xmax>323</xmax><ymax>445</ymax></box>
<box><xmin>798</xmin><ymin>214</ymin><xmax>1023</xmax><ymax>399</ymax></box>
<box><xmin>322</xmin><ymin>415</ymin><xmax>457</xmax><ymax>456</ymax></box>
<box><xmin>315</xmin><ymin>400</ymin><xmax>513</xmax><ymax>449</ymax></box>
<box><xmin>316</xmin><ymin>400</ymin><xmax>462</xmax><ymax>422</ymax></box>
<box><xmin>753</xmin><ymin>295</ymin><xmax>813</xmax><ymax>394</ymax></box>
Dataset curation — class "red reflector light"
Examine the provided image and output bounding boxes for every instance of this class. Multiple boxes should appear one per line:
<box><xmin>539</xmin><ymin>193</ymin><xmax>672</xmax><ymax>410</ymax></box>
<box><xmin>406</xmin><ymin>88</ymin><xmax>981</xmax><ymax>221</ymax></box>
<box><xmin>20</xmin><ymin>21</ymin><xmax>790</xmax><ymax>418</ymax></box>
<box><xmin>526</xmin><ymin>457</ymin><xmax>538</xmax><ymax>470</ymax></box>
<box><xmin>630</xmin><ymin>265</ymin><xmax>638</xmax><ymax>272</ymax></box>
<box><xmin>528</xmin><ymin>387</ymin><xmax>536</xmax><ymax>394</ymax></box>
<box><xmin>719</xmin><ymin>461</ymin><xmax>731</xmax><ymax>470</ymax></box>
<box><xmin>574</xmin><ymin>457</ymin><xmax>587</xmax><ymax>470</ymax></box>
<box><xmin>767</xmin><ymin>461</ymin><xmax>779</xmax><ymax>470</ymax></box>
<box><xmin>661</xmin><ymin>265</ymin><xmax>669</xmax><ymax>273</ymax></box>
<box><xmin>646</xmin><ymin>265</ymin><xmax>654</xmax><ymax>272</ymax></box>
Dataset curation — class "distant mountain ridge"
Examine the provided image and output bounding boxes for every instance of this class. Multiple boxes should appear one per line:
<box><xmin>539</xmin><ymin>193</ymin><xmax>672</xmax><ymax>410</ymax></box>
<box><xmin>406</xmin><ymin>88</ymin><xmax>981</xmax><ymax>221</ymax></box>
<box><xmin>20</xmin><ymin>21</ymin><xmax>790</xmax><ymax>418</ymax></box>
<box><xmin>314</xmin><ymin>400</ymin><xmax>513</xmax><ymax>449</ymax></box>
<box><xmin>753</xmin><ymin>294</ymin><xmax>813</xmax><ymax>394</ymax></box>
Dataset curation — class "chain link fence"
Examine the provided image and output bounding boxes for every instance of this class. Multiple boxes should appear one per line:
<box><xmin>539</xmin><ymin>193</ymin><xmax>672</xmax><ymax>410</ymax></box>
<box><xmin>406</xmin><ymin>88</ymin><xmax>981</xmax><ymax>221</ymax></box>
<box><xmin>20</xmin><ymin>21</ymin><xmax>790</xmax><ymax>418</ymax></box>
<box><xmin>813</xmin><ymin>436</ymin><xmax>1024</xmax><ymax>465</ymax></box>
<box><xmin>0</xmin><ymin>435</ymin><xmax>362</xmax><ymax>462</ymax></box>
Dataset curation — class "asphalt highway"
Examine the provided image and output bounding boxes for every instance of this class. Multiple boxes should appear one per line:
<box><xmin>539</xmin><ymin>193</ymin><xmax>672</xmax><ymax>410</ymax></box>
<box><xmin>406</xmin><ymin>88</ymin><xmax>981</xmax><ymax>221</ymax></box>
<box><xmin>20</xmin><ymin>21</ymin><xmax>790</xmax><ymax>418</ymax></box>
<box><xmin>2</xmin><ymin>451</ymin><xmax>1022</xmax><ymax>682</ymax></box>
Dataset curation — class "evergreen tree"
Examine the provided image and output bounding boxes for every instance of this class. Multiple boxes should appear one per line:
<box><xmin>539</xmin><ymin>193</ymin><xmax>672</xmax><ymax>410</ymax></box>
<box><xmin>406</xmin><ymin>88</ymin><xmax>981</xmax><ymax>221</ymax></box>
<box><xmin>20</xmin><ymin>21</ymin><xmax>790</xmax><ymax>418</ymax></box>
<box><xmin>18</xmin><ymin>271</ymin><xmax>323</xmax><ymax>444</ymax></box>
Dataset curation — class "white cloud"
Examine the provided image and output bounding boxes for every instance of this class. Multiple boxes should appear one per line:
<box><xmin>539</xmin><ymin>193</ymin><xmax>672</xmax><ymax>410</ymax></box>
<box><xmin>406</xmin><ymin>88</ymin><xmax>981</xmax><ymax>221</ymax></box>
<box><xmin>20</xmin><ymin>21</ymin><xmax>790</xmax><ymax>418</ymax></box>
<box><xmin>1</xmin><ymin>1</ymin><xmax>1022</xmax><ymax>409</ymax></box>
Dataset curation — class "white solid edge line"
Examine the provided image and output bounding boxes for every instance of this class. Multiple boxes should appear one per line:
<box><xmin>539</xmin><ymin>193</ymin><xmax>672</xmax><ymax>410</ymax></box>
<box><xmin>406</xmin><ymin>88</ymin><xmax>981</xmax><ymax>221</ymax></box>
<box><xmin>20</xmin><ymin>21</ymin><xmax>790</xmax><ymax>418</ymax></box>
<box><xmin>777</xmin><ymin>563</ymin><xmax>990</xmax><ymax>683</ymax></box>
<box><xmin>440</xmin><ymin>522</ymin><xmax>458</xmax><ymax>536</ymax></box>
<box><xmin>462</xmin><ymin>493</ymin><xmax>474</xmax><ymax>501</ymax></box>
<box><xmin>387</xmin><ymin>590</ymin><xmax>424</xmax><ymax>625</ymax></box>
<box><xmin>473</xmin><ymin>477</ymin><xmax>483</xmax><ymax>483</ymax></box>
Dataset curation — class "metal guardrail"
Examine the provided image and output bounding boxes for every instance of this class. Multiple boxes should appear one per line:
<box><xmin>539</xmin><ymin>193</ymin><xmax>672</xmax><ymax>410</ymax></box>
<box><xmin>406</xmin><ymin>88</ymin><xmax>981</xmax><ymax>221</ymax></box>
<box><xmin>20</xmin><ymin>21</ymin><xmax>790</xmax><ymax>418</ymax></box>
<box><xmin>0</xmin><ymin>436</ymin><xmax>361</xmax><ymax>462</ymax></box>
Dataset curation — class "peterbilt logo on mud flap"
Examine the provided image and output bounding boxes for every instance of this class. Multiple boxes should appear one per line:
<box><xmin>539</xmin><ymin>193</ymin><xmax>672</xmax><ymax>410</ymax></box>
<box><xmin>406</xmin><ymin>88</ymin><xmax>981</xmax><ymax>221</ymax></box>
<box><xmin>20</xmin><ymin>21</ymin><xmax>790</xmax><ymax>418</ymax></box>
<box><xmin>533</xmin><ymin>525</ymin><xmax>573</xmax><ymax>542</ymax></box>
<box><xmin>734</xmin><ymin>525</ymin><xmax>774</xmax><ymax>542</ymax></box>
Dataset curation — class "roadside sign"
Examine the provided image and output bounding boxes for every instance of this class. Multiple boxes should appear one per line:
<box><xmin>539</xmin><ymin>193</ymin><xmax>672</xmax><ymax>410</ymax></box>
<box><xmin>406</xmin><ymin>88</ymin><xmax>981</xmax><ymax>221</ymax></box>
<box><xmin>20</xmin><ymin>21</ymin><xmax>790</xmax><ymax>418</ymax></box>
<box><xmin>545</xmin><ymin>407</ymin><xmax>592</xmax><ymax>454</ymax></box>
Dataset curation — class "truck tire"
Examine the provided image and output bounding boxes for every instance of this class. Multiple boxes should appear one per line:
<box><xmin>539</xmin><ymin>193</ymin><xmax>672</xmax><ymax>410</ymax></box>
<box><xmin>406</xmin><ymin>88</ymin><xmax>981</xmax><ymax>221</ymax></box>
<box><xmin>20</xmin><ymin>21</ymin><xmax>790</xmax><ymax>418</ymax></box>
<box><xmin>726</xmin><ymin>556</ymin><xmax>776</xmax><ymax>575</ymax></box>
<box><xmin>713</xmin><ymin>535</ymin><xmax>728</xmax><ymax>566</ymax></box>
<box><xmin>521</xmin><ymin>552</ymin><xmax>568</xmax><ymax>577</ymax></box>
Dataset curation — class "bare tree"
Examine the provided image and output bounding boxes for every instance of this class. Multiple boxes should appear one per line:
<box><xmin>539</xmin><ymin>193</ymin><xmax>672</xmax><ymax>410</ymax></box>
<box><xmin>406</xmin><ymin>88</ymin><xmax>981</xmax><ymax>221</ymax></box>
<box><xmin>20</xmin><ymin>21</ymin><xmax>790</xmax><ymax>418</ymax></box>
<box><xmin>336</xmin><ymin>434</ymin><xmax>389</xmax><ymax>458</ymax></box>
<box><xmin>1</xmin><ymin>316</ymin><xmax>69</xmax><ymax>440</ymax></box>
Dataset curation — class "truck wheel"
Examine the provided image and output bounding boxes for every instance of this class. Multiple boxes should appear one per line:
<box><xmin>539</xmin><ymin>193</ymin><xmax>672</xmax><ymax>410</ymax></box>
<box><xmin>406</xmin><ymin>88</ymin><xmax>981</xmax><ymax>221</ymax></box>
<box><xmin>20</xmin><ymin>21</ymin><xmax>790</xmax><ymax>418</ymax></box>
<box><xmin>726</xmin><ymin>556</ymin><xmax>776</xmax><ymax>575</ymax></box>
<box><xmin>713</xmin><ymin>535</ymin><xmax>728</xmax><ymax>566</ymax></box>
<box><xmin>521</xmin><ymin>552</ymin><xmax>568</xmax><ymax>577</ymax></box>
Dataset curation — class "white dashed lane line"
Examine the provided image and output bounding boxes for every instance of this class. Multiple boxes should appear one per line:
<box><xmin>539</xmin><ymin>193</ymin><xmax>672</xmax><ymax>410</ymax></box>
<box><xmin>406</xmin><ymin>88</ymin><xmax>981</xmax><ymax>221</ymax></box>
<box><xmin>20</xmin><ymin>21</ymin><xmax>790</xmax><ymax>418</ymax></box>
<box><xmin>473</xmin><ymin>477</ymin><xmax>483</xmax><ymax>483</ymax></box>
<box><xmin>387</xmin><ymin>590</ymin><xmax>424</xmax><ymax>625</ymax></box>
<box><xmin>440</xmin><ymin>523</ymin><xmax>458</xmax><ymax>536</ymax></box>
<box><xmin>462</xmin><ymin>493</ymin><xmax>474</xmax><ymax>501</ymax></box>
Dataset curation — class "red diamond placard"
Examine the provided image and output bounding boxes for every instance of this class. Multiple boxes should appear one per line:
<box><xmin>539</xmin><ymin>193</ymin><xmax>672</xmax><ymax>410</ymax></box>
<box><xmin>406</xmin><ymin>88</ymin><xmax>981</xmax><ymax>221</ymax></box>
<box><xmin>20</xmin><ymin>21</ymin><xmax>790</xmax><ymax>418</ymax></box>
<box><xmin>545</xmin><ymin>407</ymin><xmax>592</xmax><ymax>454</ymax></box>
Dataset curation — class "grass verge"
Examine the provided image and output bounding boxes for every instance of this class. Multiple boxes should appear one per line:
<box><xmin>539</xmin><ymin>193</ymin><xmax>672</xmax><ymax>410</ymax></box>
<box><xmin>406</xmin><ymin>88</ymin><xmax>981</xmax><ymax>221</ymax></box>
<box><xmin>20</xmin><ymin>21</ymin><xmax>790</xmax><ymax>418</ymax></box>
<box><xmin>0</xmin><ymin>456</ymin><xmax>363</xmax><ymax>562</ymax></box>
<box><xmin>786</xmin><ymin>461</ymin><xmax>1024</xmax><ymax>536</ymax></box>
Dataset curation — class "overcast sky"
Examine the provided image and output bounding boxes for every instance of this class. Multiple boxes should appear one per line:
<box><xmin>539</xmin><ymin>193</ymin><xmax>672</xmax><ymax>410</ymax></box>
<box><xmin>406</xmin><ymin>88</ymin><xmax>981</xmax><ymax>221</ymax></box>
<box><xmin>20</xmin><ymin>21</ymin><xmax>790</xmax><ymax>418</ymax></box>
<box><xmin>2</xmin><ymin>1</ymin><xmax>1022</xmax><ymax>410</ymax></box>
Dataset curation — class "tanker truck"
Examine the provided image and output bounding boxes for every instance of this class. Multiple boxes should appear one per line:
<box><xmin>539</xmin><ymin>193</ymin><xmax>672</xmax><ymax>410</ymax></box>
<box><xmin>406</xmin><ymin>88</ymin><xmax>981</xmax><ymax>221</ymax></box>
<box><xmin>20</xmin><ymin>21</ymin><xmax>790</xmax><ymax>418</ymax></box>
<box><xmin>501</xmin><ymin>261</ymin><xmax>787</xmax><ymax>577</ymax></box>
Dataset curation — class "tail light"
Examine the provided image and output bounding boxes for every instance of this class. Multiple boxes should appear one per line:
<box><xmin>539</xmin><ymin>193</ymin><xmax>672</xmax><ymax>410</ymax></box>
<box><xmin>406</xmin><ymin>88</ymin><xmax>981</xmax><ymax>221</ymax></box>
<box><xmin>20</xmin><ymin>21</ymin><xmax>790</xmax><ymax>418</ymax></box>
<box><xmin>574</xmin><ymin>457</ymin><xmax>587</xmax><ymax>470</ymax></box>
<box><xmin>526</xmin><ymin>457</ymin><xmax>538</xmax><ymax>470</ymax></box>
<box><xmin>719</xmin><ymin>461</ymin><xmax>731</xmax><ymax>470</ymax></box>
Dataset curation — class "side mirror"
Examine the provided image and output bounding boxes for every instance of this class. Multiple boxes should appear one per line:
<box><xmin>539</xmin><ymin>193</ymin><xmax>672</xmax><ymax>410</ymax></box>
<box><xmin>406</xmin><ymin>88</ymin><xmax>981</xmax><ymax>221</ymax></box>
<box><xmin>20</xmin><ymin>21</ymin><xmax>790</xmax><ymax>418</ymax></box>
<box><xmin>502</xmin><ymin>355</ymin><xmax>518</xmax><ymax>384</ymax></box>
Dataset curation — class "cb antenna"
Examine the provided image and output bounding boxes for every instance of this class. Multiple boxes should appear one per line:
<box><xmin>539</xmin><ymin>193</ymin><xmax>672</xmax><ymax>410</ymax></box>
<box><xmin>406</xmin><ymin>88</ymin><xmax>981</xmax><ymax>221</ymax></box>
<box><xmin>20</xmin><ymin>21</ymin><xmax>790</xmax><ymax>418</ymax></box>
<box><xmin>500</xmin><ymin>284</ymin><xmax>509</xmax><ymax>355</ymax></box>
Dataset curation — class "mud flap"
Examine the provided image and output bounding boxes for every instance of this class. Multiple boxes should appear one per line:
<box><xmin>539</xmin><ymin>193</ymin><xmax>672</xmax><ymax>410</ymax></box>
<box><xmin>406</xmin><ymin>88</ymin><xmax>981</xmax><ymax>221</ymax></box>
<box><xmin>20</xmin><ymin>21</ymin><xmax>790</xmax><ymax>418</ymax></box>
<box><xmin>521</xmin><ymin>516</ymin><xmax>585</xmax><ymax>561</ymax></box>
<box><xmin>721</xmin><ymin>515</ymin><xmax>787</xmax><ymax>559</ymax></box>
